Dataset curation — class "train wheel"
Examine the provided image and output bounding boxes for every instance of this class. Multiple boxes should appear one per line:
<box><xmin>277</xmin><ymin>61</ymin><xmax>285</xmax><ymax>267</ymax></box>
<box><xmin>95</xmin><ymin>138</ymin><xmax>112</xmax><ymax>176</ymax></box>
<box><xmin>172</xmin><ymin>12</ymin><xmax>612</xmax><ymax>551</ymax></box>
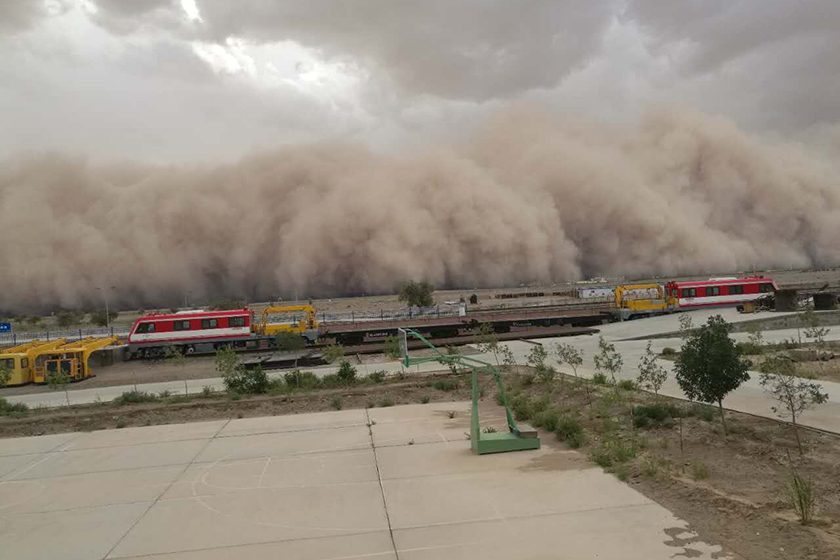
<box><xmin>185</xmin><ymin>346</ymin><xmax>195</xmax><ymax>354</ymax></box>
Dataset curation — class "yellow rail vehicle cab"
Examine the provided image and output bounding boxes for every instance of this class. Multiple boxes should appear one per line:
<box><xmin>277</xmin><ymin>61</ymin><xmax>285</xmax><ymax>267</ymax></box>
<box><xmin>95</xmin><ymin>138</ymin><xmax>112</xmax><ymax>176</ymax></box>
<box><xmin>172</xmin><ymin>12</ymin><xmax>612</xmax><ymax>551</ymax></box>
<box><xmin>0</xmin><ymin>340</ymin><xmax>67</xmax><ymax>385</ymax></box>
<box><xmin>31</xmin><ymin>337</ymin><xmax>119</xmax><ymax>384</ymax></box>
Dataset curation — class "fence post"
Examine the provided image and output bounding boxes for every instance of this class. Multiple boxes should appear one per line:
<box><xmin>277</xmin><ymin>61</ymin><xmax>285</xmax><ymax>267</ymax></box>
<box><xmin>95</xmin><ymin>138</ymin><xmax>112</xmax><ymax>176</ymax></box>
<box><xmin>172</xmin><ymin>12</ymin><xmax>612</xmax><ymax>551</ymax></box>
<box><xmin>351</xmin><ymin>312</ymin><xmax>355</xmax><ymax>323</ymax></box>
<box><xmin>79</xmin><ymin>329</ymin><xmax>82</xmax><ymax>341</ymax></box>
<box><xmin>13</xmin><ymin>333</ymin><xmax>16</xmax><ymax>345</ymax></box>
<box><xmin>437</xmin><ymin>306</ymin><xmax>440</xmax><ymax>317</ymax></box>
<box><xmin>46</xmin><ymin>331</ymin><xmax>50</xmax><ymax>342</ymax></box>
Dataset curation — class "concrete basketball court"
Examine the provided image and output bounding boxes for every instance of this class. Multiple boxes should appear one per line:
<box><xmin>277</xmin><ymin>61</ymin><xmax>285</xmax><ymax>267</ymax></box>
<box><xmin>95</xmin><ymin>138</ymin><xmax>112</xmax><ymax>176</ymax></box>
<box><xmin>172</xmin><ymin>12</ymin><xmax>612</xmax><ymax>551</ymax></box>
<box><xmin>0</xmin><ymin>402</ymin><xmax>730</xmax><ymax>559</ymax></box>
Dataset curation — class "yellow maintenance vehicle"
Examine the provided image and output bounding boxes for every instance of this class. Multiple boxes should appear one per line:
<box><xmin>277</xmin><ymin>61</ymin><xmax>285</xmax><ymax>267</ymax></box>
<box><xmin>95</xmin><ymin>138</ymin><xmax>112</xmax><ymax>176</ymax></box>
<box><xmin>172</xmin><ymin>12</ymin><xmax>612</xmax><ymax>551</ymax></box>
<box><xmin>0</xmin><ymin>339</ymin><xmax>67</xmax><ymax>385</ymax></box>
<box><xmin>252</xmin><ymin>304</ymin><xmax>320</xmax><ymax>342</ymax></box>
<box><xmin>612</xmin><ymin>283</ymin><xmax>677</xmax><ymax>321</ymax></box>
<box><xmin>31</xmin><ymin>336</ymin><xmax>120</xmax><ymax>384</ymax></box>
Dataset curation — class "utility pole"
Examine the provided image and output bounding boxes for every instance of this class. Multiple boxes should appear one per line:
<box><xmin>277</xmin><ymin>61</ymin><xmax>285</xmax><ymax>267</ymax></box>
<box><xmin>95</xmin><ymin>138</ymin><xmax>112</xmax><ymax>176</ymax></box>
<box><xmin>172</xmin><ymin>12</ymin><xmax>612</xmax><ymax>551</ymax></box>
<box><xmin>97</xmin><ymin>286</ymin><xmax>116</xmax><ymax>330</ymax></box>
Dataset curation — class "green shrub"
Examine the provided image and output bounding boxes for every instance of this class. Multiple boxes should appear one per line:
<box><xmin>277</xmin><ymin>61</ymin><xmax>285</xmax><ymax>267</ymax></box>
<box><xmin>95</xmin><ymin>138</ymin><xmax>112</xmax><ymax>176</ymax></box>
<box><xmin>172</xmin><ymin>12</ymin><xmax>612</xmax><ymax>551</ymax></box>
<box><xmin>617</xmin><ymin>379</ymin><xmax>636</xmax><ymax>391</ymax></box>
<box><xmin>223</xmin><ymin>365</ymin><xmax>270</xmax><ymax>395</ymax></box>
<box><xmin>511</xmin><ymin>396</ymin><xmax>533</xmax><ymax>421</ymax></box>
<box><xmin>788</xmin><ymin>461</ymin><xmax>816</xmax><ymax>524</ymax></box>
<box><xmin>367</xmin><ymin>370</ymin><xmax>386</xmax><ymax>383</ymax></box>
<box><xmin>539</xmin><ymin>409</ymin><xmax>560</xmax><ymax>432</ymax></box>
<box><xmin>521</xmin><ymin>372</ymin><xmax>536</xmax><ymax>386</ymax></box>
<box><xmin>330</xmin><ymin>396</ymin><xmax>343</xmax><ymax>410</ymax></box>
<box><xmin>661</xmin><ymin>347</ymin><xmax>676</xmax><ymax>356</ymax></box>
<box><xmin>166</xmin><ymin>395</ymin><xmax>190</xmax><ymax>404</ymax></box>
<box><xmin>591</xmin><ymin>438</ymin><xmax>635</xmax><ymax>467</ymax></box>
<box><xmin>689</xmin><ymin>403</ymin><xmax>716</xmax><ymax>422</ymax></box>
<box><xmin>566</xmin><ymin>430</ymin><xmax>585</xmax><ymax>448</ymax></box>
<box><xmin>736</xmin><ymin>341</ymin><xmax>763</xmax><ymax>355</ymax></box>
<box><xmin>691</xmin><ymin>461</ymin><xmax>710</xmax><ymax>480</ymax></box>
<box><xmin>0</xmin><ymin>397</ymin><xmax>29</xmax><ymax>417</ymax></box>
<box><xmin>114</xmin><ymin>390</ymin><xmax>159</xmax><ymax>405</ymax></box>
<box><xmin>337</xmin><ymin>361</ymin><xmax>357</xmax><ymax>385</ymax></box>
<box><xmin>494</xmin><ymin>392</ymin><xmax>509</xmax><ymax>407</ymax></box>
<box><xmin>284</xmin><ymin>370</ymin><xmax>321</xmax><ymax>390</ymax></box>
<box><xmin>592</xmin><ymin>372</ymin><xmax>609</xmax><ymax>385</ymax></box>
<box><xmin>420</xmin><ymin>395</ymin><xmax>431</xmax><ymax>404</ymax></box>
<box><xmin>431</xmin><ymin>379</ymin><xmax>459</xmax><ymax>391</ymax></box>
<box><xmin>321</xmin><ymin>374</ymin><xmax>342</xmax><ymax>387</ymax></box>
<box><xmin>532</xmin><ymin>395</ymin><xmax>551</xmax><ymax>413</ymax></box>
<box><xmin>378</xmin><ymin>396</ymin><xmax>395</xmax><ymax>407</ymax></box>
<box><xmin>228</xmin><ymin>392</ymin><xmax>242</xmax><ymax>401</ymax></box>
<box><xmin>536</xmin><ymin>364</ymin><xmax>556</xmax><ymax>384</ymax></box>
<box><xmin>615</xmin><ymin>464</ymin><xmax>630</xmax><ymax>481</ymax></box>
<box><xmin>556</xmin><ymin>415</ymin><xmax>583</xmax><ymax>443</ymax></box>
<box><xmin>201</xmin><ymin>385</ymin><xmax>216</xmax><ymax>398</ymax></box>
<box><xmin>115</xmin><ymin>417</ymin><xmax>127</xmax><ymax>429</ymax></box>
<box><xmin>590</xmin><ymin>446</ymin><xmax>614</xmax><ymax>468</ymax></box>
<box><xmin>633</xmin><ymin>403</ymin><xmax>681</xmax><ymax>428</ymax></box>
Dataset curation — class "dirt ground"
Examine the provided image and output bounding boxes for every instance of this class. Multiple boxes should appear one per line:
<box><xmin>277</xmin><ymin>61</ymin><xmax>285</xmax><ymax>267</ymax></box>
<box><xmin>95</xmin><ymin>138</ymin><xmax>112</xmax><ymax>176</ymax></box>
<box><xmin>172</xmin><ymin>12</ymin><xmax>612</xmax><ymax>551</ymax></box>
<box><xmin>504</xmin><ymin>371</ymin><xmax>840</xmax><ymax>560</ymax></box>
<box><xmin>2</xmin><ymin>366</ymin><xmax>840</xmax><ymax>558</ymax></box>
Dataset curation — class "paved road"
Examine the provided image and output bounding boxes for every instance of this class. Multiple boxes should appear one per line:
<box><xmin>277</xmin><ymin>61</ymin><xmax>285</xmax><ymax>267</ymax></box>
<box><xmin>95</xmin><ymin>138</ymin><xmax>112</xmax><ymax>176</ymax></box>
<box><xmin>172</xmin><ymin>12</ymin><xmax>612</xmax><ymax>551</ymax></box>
<box><xmin>7</xmin><ymin>308</ymin><xmax>840</xmax><ymax>434</ymax></box>
<box><xmin>0</xmin><ymin>402</ymin><xmax>730</xmax><ymax>559</ymax></box>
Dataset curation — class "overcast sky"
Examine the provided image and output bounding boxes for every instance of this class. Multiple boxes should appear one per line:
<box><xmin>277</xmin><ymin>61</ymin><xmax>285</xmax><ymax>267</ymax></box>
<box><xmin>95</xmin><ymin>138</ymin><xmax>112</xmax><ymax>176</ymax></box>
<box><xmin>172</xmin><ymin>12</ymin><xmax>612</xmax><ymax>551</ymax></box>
<box><xmin>2</xmin><ymin>0</ymin><xmax>839</xmax><ymax>163</ymax></box>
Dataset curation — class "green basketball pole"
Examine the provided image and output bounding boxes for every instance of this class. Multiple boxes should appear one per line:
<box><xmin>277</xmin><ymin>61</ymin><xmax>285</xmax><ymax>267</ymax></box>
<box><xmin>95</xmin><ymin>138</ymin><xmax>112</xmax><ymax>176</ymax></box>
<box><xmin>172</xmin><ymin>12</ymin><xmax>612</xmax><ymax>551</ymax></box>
<box><xmin>398</xmin><ymin>328</ymin><xmax>540</xmax><ymax>455</ymax></box>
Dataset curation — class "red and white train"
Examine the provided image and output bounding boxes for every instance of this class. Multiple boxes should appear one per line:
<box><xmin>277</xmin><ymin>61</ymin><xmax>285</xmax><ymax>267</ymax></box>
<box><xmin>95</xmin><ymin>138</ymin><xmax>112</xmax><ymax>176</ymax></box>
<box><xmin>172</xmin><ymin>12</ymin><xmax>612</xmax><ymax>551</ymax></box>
<box><xmin>665</xmin><ymin>276</ymin><xmax>778</xmax><ymax>309</ymax></box>
<box><xmin>127</xmin><ymin>309</ymin><xmax>260</xmax><ymax>359</ymax></box>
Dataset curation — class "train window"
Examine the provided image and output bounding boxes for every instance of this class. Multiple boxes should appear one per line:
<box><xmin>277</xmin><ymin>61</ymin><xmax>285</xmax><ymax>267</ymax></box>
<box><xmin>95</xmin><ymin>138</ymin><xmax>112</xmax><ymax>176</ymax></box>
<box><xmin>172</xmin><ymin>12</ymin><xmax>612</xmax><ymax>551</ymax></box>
<box><xmin>21</xmin><ymin>358</ymin><xmax>28</xmax><ymax>368</ymax></box>
<box><xmin>729</xmin><ymin>285</ymin><xmax>744</xmax><ymax>295</ymax></box>
<box><xmin>0</xmin><ymin>358</ymin><xmax>13</xmax><ymax>370</ymax></box>
<box><xmin>230</xmin><ymin>317</ymin><xmax>246</xmax><ymax>328</ymax></box>
<box><xmin>682</xmin><ymin>288</ymin><xmax>696</xmax><ymax>297</ymax></box>
<box><xmin>201</xmin><ymin>319</ymin><xmax>218</xmax><ymax>329</ymax></box>
<box><xmin>707</xmin><ymin>287</ymin><xmax>720</xmax><ymax>296</ymax></box>
<box><xmin>173</xmin><ymin>320</ymin><xmax>191</xmax><ymax>331</ymax></box>
<box><xmin>759</xmin><ymin>283</ymin><xmax>774</xmax><ymax>293</ymax></box>
<box><xmin>136</xmin><ymin>323</ymin><xmax>155</xmax><ymax>334</ymax></box>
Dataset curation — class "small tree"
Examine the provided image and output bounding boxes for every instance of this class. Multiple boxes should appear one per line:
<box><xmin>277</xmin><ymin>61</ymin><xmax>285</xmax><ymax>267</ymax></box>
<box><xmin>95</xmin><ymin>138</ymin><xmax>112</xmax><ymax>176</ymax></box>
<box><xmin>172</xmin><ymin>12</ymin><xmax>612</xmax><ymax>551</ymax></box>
<box><xmin>336</xmin><ymin>361</ymin><xmax>357</xmax><ymax>385</ymax></box>
<box><xmin>593</xmin><ymin>336</ymin><xmax>623</xmax><ymax>383</ymax></box>
<box><xmin>91</xmin><ymin>310</ymin><xmax>118</xmax><ymax>327</ymax></box>
<box><xmin>746</xmin><ymin>322</ymin><xmax>765</xmax><ymax>350</ymax></box>
<box><xmin>56</xmin><ymin>311</ymin><xmax>81</xmax><ymax>328</ymax></box>
<box><xmin>802</xmin><ymin>311</ymin><xmax>830</xmax><ymax>364</ymax></box>
<box><xmin>637</xmin><ymin>341</ymin><xmax>668</xmax><ymax>396</ymax></box>
<box><xmin>555</xmin><ymin>343</ymin><xmax>583</xmax><ymax>378</ymax></box>
<box><xmin>46</xmin><ymin>367</ymin><xmax>71</xmax><ymax>407</ymax></box>
<box><xmin>324</xmin><ymin>343</ymin><xmax>346</xmax><ymax>364</ymax></box>
<box><xmin>674</xmin><ymin>315</ymin><xmax>749</xmax><ymax>435</ymax></box>
<box><xmin>383</xmin><ymin>335</ymin><xmax>401</xmax><ymax>359</ymax></box>
<box><xmin>397</xmin><ymin>280</ymin><xmax>435</xmax><ymax>308</ymax></box>
<box><xmin>526</xmin><ymin>344</ymin><xmax>554</xmax><ymax>383</ymax></box>
<box><xmin>759</xmin><ymin>355</ymin><xmax>828</xmax><ymax>456</ymax></box>
<box><xmin>476</xmin><ymin>323</ymin><xmax>501</xmax><ymax>366</ymax></box>
<box><xmin>276</xmin><ymin>332</ymin><xmax>306</xmax><ymax>368</ymax></box>
<box><xmin>500</xmin><ymin>345</ymin><xmax>518</xmax><ymax>373</ymax></box>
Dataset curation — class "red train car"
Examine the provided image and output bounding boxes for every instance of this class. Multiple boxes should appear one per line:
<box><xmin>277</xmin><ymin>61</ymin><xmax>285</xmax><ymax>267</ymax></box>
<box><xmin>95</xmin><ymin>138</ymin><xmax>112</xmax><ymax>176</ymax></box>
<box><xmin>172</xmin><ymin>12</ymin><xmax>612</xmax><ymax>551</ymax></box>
<box><xmin>666</xmin><ymin>277</ymin><xmax>777</xmax><ymax>310</ymax></box>
<box><xmin>127</xmin><ymin>309</ymin><xmax>256</xmax><ymax>358</ymax></box>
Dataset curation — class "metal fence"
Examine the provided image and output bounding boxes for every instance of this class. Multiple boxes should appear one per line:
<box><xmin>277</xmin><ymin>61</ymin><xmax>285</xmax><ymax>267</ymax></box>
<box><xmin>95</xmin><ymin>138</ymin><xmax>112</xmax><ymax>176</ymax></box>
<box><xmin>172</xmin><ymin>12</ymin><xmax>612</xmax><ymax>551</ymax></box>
<box><xmin>0</xmin><ymin>326</ymin><xmax>130</xmax><ymax>346</ymax></box>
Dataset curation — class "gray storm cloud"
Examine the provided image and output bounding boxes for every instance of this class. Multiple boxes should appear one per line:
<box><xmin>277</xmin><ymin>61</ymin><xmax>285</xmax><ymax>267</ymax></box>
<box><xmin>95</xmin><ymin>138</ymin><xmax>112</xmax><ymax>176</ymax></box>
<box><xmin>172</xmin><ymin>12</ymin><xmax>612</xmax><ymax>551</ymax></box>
<box><xmin>1</xmin><ymin>108</ymin><xmax>838</xmax><ymax>312</ymax></box>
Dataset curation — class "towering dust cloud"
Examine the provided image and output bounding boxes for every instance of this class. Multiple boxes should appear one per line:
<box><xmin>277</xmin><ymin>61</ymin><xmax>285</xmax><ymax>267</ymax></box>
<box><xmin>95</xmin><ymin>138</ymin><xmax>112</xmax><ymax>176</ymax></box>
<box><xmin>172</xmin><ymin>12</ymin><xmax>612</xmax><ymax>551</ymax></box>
<box><xmin>1</xmin><ymin>108</ymin><xmax>839</xmax><ymax>312</ymax></box>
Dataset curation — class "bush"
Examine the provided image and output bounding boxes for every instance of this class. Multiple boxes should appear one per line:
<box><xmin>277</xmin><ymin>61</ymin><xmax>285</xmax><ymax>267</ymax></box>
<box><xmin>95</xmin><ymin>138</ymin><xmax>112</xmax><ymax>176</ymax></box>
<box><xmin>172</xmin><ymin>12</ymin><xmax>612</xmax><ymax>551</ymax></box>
<box><xmin>615</xmin><ymin>464</ymin><xmax>630</xmax><ymax>482</ymax></box>
<box><xmin>689</xmin><ymin>403</ymin><xmax>716</xmax><ymax>422</ymax></box>
<box><xmin>378</xmin><ymin>396</ymin><xmax>395</xmax><ymax>407</ymax></box>
<box><xmin>531</xmin><ymin>395</ymin><xmax>551</xmax><ymax>414</ymax></box>
<box><xmin>494</xmin><ymin>392</ymin><xmax>509</xmax><ymax>407</ymax></box>
<box><xmin>590</xmin><ymin>446</ymin><xmax>614</xmax><ymax>468</ymax></box>
<box><xmin>284</xmin><ymin>370</ymin><xmax>321</xmax><ymax>390</ymax></box>
<box><xmin>536</xmin><ymin>409</ymin><xmax>560</xmax><ymax>432</ymax></box>
<box><xmin>115</xmin><ymin>417</ymin><xmax>127</xmax><ymax>429</ymax></box>
<box><xmin>691</xmin><ymin>461</ymin><xmax>710</xmax><ymax>480</ymax></box>
<box><xmin>535</xmin><ymin>364</ymin><xmax>556</xmax><ymax>384</ymax></box>
<box><xmin>633</xmin><ymin>403</ymin><xmax>681</xmax><ymax>428</ymax></box>
<box><xmin>0</xmin><ymin>397</ymin><xmax>29</xmax><ymax>417</ymax></box>
<box><xmin>511</xmin><ymin>396</ymin><xmax>533</xmax><ymax>421</ymax></box>
<box><xmin>592</xmin><ymin>372</ymin><xmax>609</xmax><ymax>385</ymax></box>
<box><xmin>321</xmin><ymin>374</ymin><xmax>342</xmax><ymax>387</ymax></box>
<box><xmin>330</xmin><ymin>396</ymin><xmax>343</xmax><ymax>410</ymax></box>
<box><xmin>592</xmin><ymin>438</ymin><xmax>636</xmax><ymax>467</ymax></box>
<box><xmin>566</xmin><ymin>430</ymin><xmax>585</xmax><ymax>449</ymax></box>
<box><xmin>556</xmin><ymin>415</ymin><xmax>583</xmax><ymax>443</ymax></box>
<box><xmin>223</xmin><ymin>365</ymin><xmax>270</xmax><ymax>395</ymax></box>
<box><xmin>431</xmin><ymin>379</ymin><xmax>459</xmax><ymax>391</ymax></box>
<box><xmin>114</xmin><ymin>390</ymin><xmax>158</xmax><ymax>405</ymax></box>
<box><xmin>336</xmin><ymin>361</ymin><xmax>357</xmax><ymax>385</ymax></box>
<box><xmin>617</xmin><ymin>379</ymin><xmax>636</xmax><ymax>391</ymax></box>
<box><xmin>367</xmin><ymin>370</ymin><xmax>386</xmax><ymax>383</ymax></box>
<box><xmin>520</xmin><ymin>372</ymin><xmax>536</xmax><ymax>386</ymax></box>
<box><xmin>661</xmin><ymin>347</ymin><xmax>677</xmax><ymax>356</ymax></box>
<box><xmin>420</xmin><ymin>395</ymin><xmax>431</xmax><ymax>404</ymax></box>
<box><xmin>736</xmin><ymin>341</ymin><xmax>763</xmax><ymax>356</ymax></box>
<box><xmin>788</xmin><ymin>461</ymin><xmax>816</xmax><ymax>524</ymax></box>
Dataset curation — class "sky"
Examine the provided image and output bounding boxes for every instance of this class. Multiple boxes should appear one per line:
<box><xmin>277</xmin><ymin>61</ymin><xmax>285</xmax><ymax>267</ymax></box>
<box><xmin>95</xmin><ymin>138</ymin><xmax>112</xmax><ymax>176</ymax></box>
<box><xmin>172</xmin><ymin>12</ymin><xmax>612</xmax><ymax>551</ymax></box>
<box><xmin>3</xmin><ymin>0</ymin><xmax>839</xmax><ymax>163</ymax></box>
<box><xmin>1</xmin><ymin>1</ymin><xmax>839</xmax><ymax>311</ymax></box>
